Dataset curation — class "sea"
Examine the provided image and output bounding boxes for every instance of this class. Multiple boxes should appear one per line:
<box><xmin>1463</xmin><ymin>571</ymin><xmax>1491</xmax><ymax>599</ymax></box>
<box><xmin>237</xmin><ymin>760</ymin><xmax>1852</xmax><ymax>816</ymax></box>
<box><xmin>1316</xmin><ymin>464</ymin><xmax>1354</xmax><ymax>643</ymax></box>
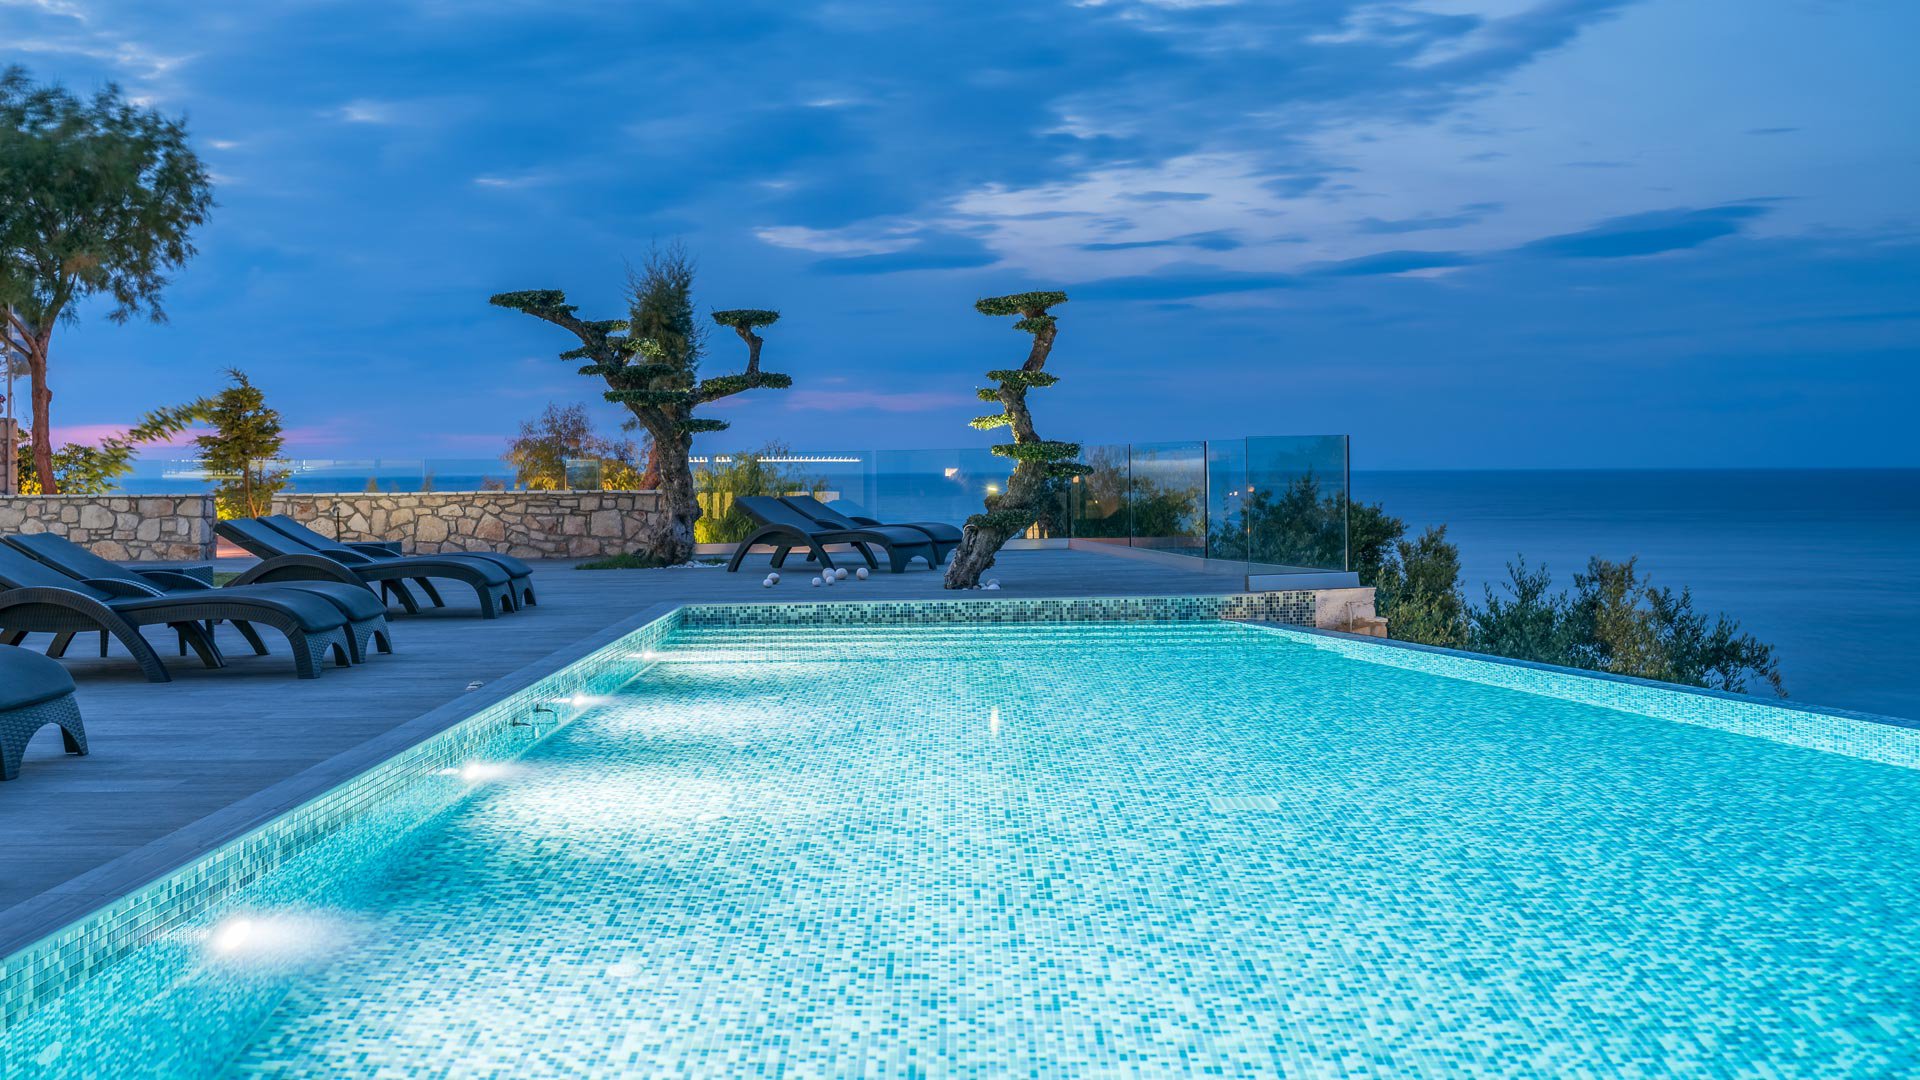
<box><xmin>1354</xmin><ymin>469</ymin><xmax>1920</xmax><ymax>722</ymax></box>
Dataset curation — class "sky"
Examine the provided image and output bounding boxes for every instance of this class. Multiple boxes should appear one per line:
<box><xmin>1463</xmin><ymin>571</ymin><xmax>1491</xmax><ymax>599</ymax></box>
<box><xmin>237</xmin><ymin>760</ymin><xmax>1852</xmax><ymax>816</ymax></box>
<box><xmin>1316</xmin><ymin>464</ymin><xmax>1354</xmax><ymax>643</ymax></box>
<box><xmin>4</xmin><ymin>0</ymin><xmax>1916</xmax><ymax>469</ymax></box>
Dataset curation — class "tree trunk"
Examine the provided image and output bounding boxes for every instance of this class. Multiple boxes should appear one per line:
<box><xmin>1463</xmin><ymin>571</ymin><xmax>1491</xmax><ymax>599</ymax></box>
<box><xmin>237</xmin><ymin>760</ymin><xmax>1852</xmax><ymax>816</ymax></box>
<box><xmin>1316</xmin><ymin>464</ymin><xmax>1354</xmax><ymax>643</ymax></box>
<box><xmin>28</xmin><ymin>342</ymin><xmax>55</xmax><ymax>495</ymax></box>
<box><xmin>943</xmin><ymin>520</ymin><xmax>1020</xmax><ymax>588</ymax></box>
<box><xmin>641</xmin><ymin>428</ymin><xmax>699</xmax><ymax>564</ymax></box>
<box><xmin>944</xmin><ymin>457</ymin><xmax>1049</xmax><ymax>588</ymax></box>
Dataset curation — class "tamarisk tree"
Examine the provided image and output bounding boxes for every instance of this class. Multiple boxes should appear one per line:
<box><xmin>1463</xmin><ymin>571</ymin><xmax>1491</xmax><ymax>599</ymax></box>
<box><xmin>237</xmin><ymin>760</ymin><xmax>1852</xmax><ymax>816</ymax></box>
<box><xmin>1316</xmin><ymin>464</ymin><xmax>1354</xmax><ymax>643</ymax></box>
<box><xmin>944</xmin><ymin>290</ymin><xmax>1089</xmax><ymax>588</ymax></box>
<box><xmin>490</xmin><ymin>267</ymin><xmax>787</xmax><ymax>563</ymax></box>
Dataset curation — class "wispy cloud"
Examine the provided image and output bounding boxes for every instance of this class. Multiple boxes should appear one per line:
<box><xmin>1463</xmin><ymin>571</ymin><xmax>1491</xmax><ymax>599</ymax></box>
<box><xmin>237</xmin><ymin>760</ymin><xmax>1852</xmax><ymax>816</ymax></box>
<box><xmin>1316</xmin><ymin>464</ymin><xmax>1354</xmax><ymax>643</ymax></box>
<box><xmin>1521</xmin><ymin>204</ymin><xmax>1770</xmax><ymax>259</ymax></box>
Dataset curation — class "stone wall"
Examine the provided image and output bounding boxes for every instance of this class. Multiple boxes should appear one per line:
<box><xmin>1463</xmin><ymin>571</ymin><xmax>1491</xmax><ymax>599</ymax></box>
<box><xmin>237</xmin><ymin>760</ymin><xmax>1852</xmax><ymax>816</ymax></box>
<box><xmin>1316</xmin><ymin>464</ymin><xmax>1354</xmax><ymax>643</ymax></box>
<box><xmin>270</xmin><ymin>491</ymin><xmax>669</xmax><ymax>560</ymax></box>
<box><xmin>0</xmin><ymin>494</ymin><xmax>215</xmax><ymax>562</ymax></box>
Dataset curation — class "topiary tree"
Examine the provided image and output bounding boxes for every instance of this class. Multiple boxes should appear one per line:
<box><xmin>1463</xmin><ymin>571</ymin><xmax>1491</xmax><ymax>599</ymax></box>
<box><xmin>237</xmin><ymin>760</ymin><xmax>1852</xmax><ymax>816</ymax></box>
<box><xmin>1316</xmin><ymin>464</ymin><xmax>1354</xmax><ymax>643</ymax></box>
<box><xmin>944</xmin><ymin>290</ymin><xmax>1089</xmax><ymax>588</ymax></box>
<box><xmin>489</xmin><ymin>255</ymin><xmax>788</xmax><ymax>563</ymax></box>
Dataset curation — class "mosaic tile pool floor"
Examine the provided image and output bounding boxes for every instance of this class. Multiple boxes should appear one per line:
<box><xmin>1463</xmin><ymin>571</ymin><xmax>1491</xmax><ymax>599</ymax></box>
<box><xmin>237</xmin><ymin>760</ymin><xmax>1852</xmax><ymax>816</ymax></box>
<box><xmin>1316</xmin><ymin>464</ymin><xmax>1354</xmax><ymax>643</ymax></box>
<box><xmin>17</xmin><ymin>621</ymin><xmax>1920</xmax><ymax>1076</ymax></box>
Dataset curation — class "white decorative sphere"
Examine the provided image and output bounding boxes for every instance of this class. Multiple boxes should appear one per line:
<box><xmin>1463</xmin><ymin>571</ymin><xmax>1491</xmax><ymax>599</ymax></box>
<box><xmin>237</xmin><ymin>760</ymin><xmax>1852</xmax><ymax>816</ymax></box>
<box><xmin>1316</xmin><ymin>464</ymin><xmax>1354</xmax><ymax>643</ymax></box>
<box><xmin>768</xmin><ymin>572</ymin><xmax>780</xmax><ymax>584</ymax></box>
<box><xmin>811</xmin><ymin>576</ymin><xmax>823</xmax><ymax>587</ymax></box>
<box><xmin>835</xmin><ymin>567</ymin><xmax>849</xmax><ymax>581</ymax></box>
<box><xmin>855</xmin><ymin>567</ymin><xmax>869</xmax><ymax>580</ymax></box>
<box><xmin>822</xmin><ymin>573</ymin><xmax>836</xmax><ymax>587</ymax></box>
<box><xmin>985</xmin><ymin>582</ymin><xmax>1001</xmax><ymax>591</ymax></box>
<box><xmin>762</xmin><ymin>576</ymin><xmax>774</xmax><ymax>588</ymax></box>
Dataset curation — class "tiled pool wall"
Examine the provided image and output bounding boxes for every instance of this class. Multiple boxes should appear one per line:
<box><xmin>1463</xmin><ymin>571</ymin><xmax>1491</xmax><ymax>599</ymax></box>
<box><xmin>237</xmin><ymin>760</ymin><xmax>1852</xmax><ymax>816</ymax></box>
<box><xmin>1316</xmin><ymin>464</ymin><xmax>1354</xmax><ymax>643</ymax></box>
<box><xmin>0</xmin><ymin>606</ymin><xmax>684</xmax><ymax>1041</ymax></box>
<box><xmin>677</xmin><ymin>590</ymin><xmax>1320</xmax><ymax>628</ymax></box>
<box><xmin>1259</xmin><ymin>623</ymin><xmax>1920</xmax><ymax>772</ymax></box>
<box><xmin>0</xmin><ymin>592</ymin><xmax>1314</xmax><ymax>1045</ymax></box>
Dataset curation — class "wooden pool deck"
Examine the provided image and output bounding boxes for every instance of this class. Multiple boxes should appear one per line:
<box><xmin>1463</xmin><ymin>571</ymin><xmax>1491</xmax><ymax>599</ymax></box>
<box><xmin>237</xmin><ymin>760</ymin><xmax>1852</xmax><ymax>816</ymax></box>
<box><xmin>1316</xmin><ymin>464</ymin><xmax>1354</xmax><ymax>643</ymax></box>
<box><xmin>0</xmin><ymin>548</ymin><xmax>1252</xmax><ymax>954</ymax></box>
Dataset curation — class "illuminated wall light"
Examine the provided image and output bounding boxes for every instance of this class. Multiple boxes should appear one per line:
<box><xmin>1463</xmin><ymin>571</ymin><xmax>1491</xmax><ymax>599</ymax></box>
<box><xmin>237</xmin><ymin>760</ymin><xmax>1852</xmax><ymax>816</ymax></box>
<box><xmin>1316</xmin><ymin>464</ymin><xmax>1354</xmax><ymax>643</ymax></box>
<box><xmin>985</xmin><ymin>484</ymin><xmax>999</xmax><ymax>495</ymax></box>
<box><xmin>203</xmin><ymin>911</ymin><xmax>363</xmax><ymax>968</ymax></box>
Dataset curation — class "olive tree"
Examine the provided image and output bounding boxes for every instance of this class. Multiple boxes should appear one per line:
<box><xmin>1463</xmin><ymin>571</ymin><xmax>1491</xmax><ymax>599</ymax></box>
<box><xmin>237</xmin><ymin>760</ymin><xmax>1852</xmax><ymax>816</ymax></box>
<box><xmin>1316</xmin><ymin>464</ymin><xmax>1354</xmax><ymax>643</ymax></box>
<box><xmin>944</xmin><ymin>291</ymin><xmax>1089</xmax><ymax>588</ymax></box>
<box><xmin>490</xmin><ymin>249</ymin><xmax>787</xmax><ymax>562</ymax></box>
<box><xmin>0</xmin><ymin>68</ymin><xmax>213</xmax><ymax>492</ymax></box>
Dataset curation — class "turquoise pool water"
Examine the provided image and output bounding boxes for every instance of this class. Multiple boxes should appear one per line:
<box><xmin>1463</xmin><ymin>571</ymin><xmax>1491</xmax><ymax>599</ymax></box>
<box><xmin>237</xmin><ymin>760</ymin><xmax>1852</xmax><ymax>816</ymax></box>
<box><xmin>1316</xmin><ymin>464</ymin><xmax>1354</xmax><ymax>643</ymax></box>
<box><xmin>9</xmin><ymin>619</ymin><xmax>1920</xmax><ymax>1076</ymax></box>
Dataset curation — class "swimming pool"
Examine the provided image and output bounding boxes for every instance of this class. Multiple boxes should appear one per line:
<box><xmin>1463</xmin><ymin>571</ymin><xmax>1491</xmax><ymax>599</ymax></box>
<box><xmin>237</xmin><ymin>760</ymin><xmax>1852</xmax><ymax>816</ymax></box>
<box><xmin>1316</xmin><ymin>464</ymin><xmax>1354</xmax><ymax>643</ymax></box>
<box><xmin>5</xmin><ymin>602</ymin><xmax>1919</xmax><ymax>1076</ymax></box>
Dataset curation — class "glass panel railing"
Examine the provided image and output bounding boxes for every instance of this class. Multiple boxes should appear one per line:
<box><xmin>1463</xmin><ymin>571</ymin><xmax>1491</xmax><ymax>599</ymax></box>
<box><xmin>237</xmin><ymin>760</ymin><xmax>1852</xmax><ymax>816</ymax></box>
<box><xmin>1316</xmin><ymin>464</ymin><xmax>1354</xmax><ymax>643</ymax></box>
<box><xmin>1205</xmin><ymin>439</ymin><xmax>1249</xmax><ymax>561</ymax></box>
<box><xmin>1070</xmin><ymin>444</ymin><xmax>1130</xmax><ymax>545</ymax></box>
<box><xmin>1245</xmin><ymin>435</ymin><xmax>1349</xmax><ymax>573</ymax></box>
<box><xmin>1126</xmin><ymin>440</ymin><xmax>1206</xmax><ymax>558</ymax></box>
<box><xmin>110</xmin><ymin>436</ymin><xmax>1351</xmax><ymax>575</ymax></box>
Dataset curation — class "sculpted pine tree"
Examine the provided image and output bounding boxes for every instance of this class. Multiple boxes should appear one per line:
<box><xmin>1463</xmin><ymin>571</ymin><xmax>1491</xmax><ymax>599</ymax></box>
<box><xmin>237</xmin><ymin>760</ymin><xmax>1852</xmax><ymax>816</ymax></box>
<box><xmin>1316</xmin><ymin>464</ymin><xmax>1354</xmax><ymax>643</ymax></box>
<box><xmin>490</xmin><ymin>268</ymin><xmax>786</xmax><ymax>563</ymax></box>
<box><xmin>944</xmin><ymin>291</ymin><xmax>1089</xmax><ymax>588</ymax></box>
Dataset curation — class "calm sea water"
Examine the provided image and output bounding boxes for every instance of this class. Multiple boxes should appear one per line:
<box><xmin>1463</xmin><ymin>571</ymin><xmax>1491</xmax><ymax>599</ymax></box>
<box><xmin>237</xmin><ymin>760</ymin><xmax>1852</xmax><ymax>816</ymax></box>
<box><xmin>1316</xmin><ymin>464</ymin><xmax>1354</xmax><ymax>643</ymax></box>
<box><xmin>1354</xmin><ymin>469</ymin><xmax>1920</xmax><ymax>721</ymax></box>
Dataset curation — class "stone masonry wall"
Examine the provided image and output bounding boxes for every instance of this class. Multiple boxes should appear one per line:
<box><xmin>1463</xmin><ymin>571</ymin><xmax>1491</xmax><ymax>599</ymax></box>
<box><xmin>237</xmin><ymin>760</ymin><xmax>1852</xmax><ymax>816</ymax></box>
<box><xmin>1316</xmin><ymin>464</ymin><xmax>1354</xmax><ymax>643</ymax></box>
<box><xmin>0</xmin><ymin>494</ymin><xmax>215</xmax><ymax>562</ymax></box>
<box><xmin>269</xmin><ymin>491</ymin><xmax>669</xmax><ymax>560</ymax></box>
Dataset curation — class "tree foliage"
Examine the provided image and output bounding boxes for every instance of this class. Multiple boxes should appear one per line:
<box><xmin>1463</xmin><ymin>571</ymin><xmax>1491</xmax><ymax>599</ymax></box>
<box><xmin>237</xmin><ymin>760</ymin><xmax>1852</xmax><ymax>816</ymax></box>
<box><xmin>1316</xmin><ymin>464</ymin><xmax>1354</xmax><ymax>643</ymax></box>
<box><xmin>1362</xmin><ymin>502</ymin><xmax>1786</xmax><ymax>696</ymax></box>
<box><xmin>504</xmin><ymin>403</ymin><xmax>644</xmax><ymax>492</ymax></box>
<box><xmin>0</xmin><ymin>67</ymin><xmax>213</xmax><ymax>493</ymax></box>
<box><xmin>194</xmin><ymin>369</ymin><xmax>288</xmax><ymax>518</ymax></box>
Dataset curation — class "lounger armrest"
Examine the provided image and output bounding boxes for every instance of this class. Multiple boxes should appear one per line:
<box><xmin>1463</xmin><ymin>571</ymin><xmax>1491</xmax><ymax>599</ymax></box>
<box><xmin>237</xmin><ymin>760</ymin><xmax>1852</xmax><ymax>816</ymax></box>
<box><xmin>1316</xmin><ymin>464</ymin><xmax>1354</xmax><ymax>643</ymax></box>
<box><xmin>344</xmin><ymin>540</ymin><xmax>404</xmax><ymax>556</ymax></box>
<box><xmin>78</xmin><ymin>576</ymin><xmax>167</xmax><ymax>599</ymax></box>
<box><xmin>136</xmin><ymin>569</ymin><xmax>215</xmax><ymax>592</ymax></box>
<box><xmin>229</xmin><ymin>553</ymin><xmax>374</xmax><ymax>592</ymax></box>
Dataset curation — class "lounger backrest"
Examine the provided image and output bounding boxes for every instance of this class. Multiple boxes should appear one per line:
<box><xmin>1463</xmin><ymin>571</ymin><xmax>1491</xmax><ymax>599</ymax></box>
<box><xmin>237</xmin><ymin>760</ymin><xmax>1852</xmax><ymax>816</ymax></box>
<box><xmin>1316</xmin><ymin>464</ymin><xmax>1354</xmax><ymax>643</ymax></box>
<box><xmin>215</xmin><ymin>518</ymin><xmax>309</xmax><ymax>557</ymax></box>
<box><xmin>779</xmin><ymin>496</ymin><xmax>859</xmax><ymax>530</ymax></box>
<box><xmin>261</xmin><ymin>515</ymin><xmax>361</xmax><ymax>557</ymax></box>
<box><xmin>0</xmin><ymin>542</ymin><xmax>117</xmax><ymax>601</ymax></box>
<box><xmin>5</xmin><ymin>532</ymin><xmax>138</xmax><ymax>585</ymax></box>
<box><xmin>735</xmin><ymin>496</ymin><xmax>826</xmax><ymax>533</ymax></box>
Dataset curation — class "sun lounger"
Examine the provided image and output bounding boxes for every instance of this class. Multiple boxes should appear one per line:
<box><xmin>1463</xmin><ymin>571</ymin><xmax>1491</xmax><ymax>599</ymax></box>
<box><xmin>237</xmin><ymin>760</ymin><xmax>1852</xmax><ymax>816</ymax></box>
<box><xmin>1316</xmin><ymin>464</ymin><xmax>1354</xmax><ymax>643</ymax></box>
<box><xmin>5</xmin><ymin>533</ymin><xmax>392</xmax><ymax>664</ymax></box>
<box><xmin>259</xmin><ymin>514</ymin><xmax>536</xmax><ymax>609</ymax></box>
<box><xmin>783</xmin><ymin>496</ymin><xmax>963</xmax><ymax>566</ymax></box>
<box><xmin>727</xmin><ymin>496</ymin><xmax>937</xmax><ymax>573</ymax></box>
<box><xmin>0</xmin><ymin>644</ymin><xmax>87</xmax><ymax>781</ymax></box>
<box><xmin>215</xmin><ymin>518</ymin><xmax>518</xmax><ymax>619</ymax></box>
<box><xmin>0</xmin><ymin>544</ymin><xmax>353</xmax><ymax>682</ymax></box>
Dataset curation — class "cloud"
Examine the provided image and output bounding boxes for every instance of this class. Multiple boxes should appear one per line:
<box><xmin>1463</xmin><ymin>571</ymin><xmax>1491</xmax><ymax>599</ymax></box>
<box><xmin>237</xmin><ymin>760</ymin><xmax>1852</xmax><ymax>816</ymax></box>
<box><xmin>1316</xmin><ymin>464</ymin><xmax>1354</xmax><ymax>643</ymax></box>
<box><xmin>755</xmin><ymin>224</ymin><xmax>920</xmax><ymax>256</ymax></box>
<box><xmin>1070</xmin><ymin>269</ymin><xmax>1296</xmax><ymax>301</ymax></box>
<box><xmin>1079</xmin><ymin>229</ymin><xmax>1242</xmax><ymax>252</ymax></box>
<box><xmin>1521</xmin><ymin>204</ymin><xmax>1770</xmax><ymax>259</ymax></box>
<box><xmin>1313</xmin><ymin>249</ymin><xmax>1474</xmax><ymax>276</ymax></box>
<box><xmin>331</xmin><ymin>99</ymin><xmax>397</xmax><ymax>124</ymax></box>
<box><xmin>808</xmin><ymin>233</ymin><xmax>999</xmax><ymax>275</ymax></box>
<box><xmin>1117</xmin><ymin>191</ymin><xmax>1214</xmax><ymax>203</ymax></box>
<box><xmin>1745</xmin><ymin>126</ymin><xmax>1799</xmax><ymax>136</ymax></box>
<box><xmin>1355</xmin><ymin>203</ymin><xmax>1501</xmax><ymax>234</ymax></box>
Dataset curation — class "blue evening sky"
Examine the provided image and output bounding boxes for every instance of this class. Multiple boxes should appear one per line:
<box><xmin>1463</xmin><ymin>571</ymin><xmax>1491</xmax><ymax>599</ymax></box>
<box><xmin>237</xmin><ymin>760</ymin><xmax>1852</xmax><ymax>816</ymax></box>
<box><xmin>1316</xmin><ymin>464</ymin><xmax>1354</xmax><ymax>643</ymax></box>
<box><xmin>6</xmin><ymin>0</ymin><xmax>1916</xmax><ymax>468</ymax></box>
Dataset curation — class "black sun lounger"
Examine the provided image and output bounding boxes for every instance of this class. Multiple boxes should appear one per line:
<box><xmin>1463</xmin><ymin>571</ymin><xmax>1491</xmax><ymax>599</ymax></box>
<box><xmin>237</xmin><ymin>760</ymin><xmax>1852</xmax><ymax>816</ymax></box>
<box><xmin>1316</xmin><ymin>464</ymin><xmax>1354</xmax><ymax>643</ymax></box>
<box><xmin>0</xmin><ymin>544</ymin><xmax>352</xmax><ymax>682</ymax></box>
<box><xmin>5</xmin><ymin>532</ymin><xmax>392</xmax><ymax>664</ymax></box>
<box><xmin>728</xmin><ymin>496</ymin><xmax>937</xmax><ymax>574</ymax></box>
<box><xmin>782</xmin><ymin>496</ymin><xmax>963</xmax><ymax>566</ymax></box>
<box><xmin>216</xmin><ymin>518</ymin><xmax>518</xmax><ymax>620</ymax></box>
<box><xmin>0</xmin><ymin>644</ymin><xmax>87</xmax><ymax>781</ymax></box>
<box><xmin>260</xmin><ymin>514</ymin><xmax>535</xmax><ymax>609</ymax></box>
